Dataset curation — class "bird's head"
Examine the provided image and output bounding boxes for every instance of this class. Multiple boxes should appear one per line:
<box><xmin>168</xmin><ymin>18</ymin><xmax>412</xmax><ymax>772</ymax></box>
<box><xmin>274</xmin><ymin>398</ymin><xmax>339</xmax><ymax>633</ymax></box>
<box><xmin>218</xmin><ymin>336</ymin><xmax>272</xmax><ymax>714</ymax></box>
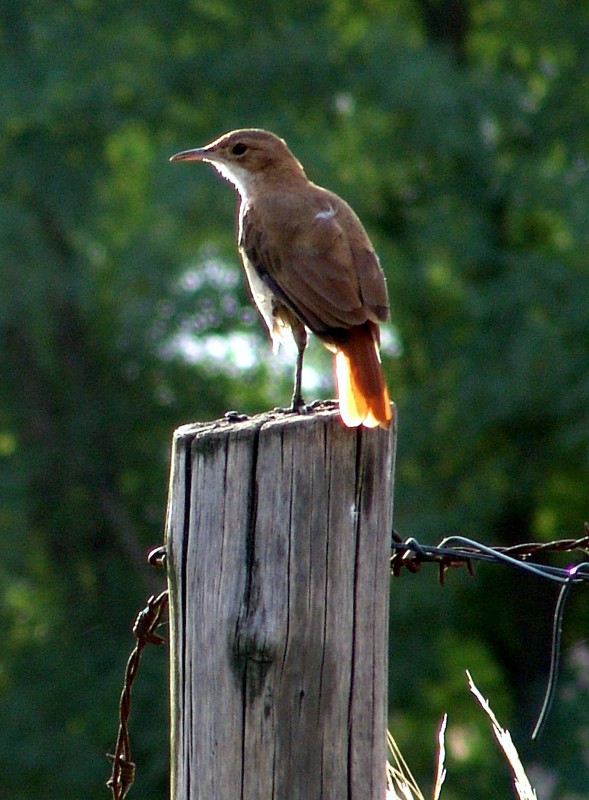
<box><xmin>170</xmin><ymin>129</ymin><xmax>306</xmax><ymax>197</ymax></box>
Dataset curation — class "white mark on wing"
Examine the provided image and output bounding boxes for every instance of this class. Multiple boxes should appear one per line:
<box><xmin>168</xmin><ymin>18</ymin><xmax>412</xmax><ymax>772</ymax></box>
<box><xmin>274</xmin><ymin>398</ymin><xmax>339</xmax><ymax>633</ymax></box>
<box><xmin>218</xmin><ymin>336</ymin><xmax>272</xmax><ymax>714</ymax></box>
<box><xmin>315</xmin><ymin>205</ymin><xmax>336</xmax><ymax>221</ymax></box>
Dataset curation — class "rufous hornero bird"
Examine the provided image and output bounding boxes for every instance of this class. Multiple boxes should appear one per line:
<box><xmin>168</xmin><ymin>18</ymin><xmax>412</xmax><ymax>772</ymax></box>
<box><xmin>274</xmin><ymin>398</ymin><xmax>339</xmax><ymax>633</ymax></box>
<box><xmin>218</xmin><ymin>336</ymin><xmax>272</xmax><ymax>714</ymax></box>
<box><xmin>170</xmin><ymin>129</ymin><xmax>392</xmax><ymax>429</ymax></box>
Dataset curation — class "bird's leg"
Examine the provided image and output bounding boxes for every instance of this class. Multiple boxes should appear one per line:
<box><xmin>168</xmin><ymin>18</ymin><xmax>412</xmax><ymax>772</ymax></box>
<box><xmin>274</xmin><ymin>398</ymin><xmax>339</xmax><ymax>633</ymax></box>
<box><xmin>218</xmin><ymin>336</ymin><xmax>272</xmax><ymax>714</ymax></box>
<box><xmin>290</xmin><ymin>321</ymin><xmax>308</xmax><ymax>413</ymax></box>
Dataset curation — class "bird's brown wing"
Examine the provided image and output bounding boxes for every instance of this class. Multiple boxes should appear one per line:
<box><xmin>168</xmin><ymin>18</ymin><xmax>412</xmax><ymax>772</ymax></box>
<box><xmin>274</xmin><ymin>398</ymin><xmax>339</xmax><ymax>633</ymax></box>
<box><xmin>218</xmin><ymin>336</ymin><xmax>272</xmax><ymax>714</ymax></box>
<box><xmin>240</xmin><ymin>186</ymin><xmax>389</xmax><ymax>336</ymax></box>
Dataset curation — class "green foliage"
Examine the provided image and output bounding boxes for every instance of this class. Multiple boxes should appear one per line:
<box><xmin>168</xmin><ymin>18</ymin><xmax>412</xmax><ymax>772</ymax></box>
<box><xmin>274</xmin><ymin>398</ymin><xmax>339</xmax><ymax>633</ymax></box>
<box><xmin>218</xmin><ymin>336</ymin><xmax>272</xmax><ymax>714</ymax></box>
<box><xmin>1</xmin><ymin>0</ymin><xmax>589</xmax><ymax>797</ymax></box>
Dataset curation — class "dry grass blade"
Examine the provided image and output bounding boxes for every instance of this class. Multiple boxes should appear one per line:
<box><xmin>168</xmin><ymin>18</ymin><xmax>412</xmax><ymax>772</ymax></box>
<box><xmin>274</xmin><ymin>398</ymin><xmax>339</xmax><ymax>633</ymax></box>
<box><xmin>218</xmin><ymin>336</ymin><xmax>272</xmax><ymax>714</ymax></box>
<box><xmin>467</xmin><ymin>670</ymin><xmax>538</xmax><ymax>800</ymax></box>
<box><xmin>432</xmin><ymin>714</ymin><xmax>447</xmax><ymax>800</ymax></box>
<box><xmin>386</xmin><ymin>729</ymin><xmax>426</xmax><ymax>800</ymax></box>
<box><xmin>386</xmin><ymin>720</ymin><xmax>447</xmax><ymax>800</ymax></box>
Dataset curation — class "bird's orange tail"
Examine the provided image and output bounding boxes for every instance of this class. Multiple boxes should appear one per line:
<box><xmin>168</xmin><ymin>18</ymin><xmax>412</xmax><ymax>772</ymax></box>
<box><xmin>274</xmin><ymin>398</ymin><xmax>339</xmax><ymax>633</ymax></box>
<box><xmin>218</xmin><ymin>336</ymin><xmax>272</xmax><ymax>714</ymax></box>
<box><xmin>334</xmin><ymin>323</ymin><xmax>392</xmax><ymax>429</ymax></box>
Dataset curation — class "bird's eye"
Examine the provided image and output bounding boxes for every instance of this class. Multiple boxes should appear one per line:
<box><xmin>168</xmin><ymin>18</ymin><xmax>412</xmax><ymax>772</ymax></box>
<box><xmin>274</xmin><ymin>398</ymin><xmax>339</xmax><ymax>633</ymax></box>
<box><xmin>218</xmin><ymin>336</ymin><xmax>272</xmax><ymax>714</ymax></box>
<box><xmin>231</xmin><ymin>142</ymin><xmax>248</xmax><ymax>156</ymax></box>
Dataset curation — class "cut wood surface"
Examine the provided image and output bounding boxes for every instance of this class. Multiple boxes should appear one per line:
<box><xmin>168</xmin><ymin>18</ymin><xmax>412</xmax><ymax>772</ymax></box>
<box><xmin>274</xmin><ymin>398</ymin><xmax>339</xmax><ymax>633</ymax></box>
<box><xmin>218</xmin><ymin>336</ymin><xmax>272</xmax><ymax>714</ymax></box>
<box><xmin>165</xmin><ymin>405</ymin><xmax>396</xmax><ymax>800</ymax></box>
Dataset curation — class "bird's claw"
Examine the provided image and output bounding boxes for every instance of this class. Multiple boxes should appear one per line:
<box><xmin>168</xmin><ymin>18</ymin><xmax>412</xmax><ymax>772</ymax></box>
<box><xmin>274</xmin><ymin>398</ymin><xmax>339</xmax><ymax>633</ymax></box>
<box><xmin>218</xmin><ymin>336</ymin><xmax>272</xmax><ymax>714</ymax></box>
<box><xmin>272</xmin><ymin>398</ymin><xmax>310</xmax><ymax>416</ymax></box>
<box><xmin>289</xmin><ymin>394</ymin><xmax>311</xmax><ymax>415</ymax></box>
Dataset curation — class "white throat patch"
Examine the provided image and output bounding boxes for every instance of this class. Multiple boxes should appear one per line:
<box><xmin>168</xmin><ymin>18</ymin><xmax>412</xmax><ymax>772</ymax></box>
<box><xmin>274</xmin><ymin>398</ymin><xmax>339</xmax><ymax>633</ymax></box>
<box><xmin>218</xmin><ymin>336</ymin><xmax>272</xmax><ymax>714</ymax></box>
<box><xmin>210</xmin><ymin>161</ymin><xmax>252</xmax><ymax>200</ymax></box>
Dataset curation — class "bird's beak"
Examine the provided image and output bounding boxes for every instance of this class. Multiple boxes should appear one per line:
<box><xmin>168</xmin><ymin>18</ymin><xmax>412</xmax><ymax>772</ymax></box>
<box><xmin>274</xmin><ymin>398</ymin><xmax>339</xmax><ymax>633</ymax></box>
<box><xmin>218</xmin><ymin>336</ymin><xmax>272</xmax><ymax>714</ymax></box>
<box><xmin>169</xmin><ymin>147</ymin><xmax>210</xmax><ymax>163</ymax></box>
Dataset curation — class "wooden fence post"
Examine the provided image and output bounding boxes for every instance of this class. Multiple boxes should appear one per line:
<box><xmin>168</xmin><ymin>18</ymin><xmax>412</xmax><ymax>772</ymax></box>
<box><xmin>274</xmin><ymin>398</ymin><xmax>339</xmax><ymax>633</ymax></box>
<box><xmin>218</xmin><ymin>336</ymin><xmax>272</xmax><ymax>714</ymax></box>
<box><xmin>165</xmin><ymin>406</ymin><xmax>396</xmax><ymax>800</ymax></box>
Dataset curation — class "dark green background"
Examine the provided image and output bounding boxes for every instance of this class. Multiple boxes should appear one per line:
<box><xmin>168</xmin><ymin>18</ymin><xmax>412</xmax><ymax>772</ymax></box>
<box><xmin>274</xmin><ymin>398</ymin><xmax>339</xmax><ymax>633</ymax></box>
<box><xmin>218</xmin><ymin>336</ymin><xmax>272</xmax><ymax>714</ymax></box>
<box><xmin>1</xmin><ymin>1</ymin><xmax>588</xmax><ymax>797</ymax></box>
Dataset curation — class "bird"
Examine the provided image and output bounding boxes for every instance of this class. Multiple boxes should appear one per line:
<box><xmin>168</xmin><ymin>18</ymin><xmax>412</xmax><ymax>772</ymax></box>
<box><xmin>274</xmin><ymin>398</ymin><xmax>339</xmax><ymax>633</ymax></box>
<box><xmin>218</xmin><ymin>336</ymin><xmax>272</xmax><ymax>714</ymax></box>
<box><xmin>170</xmin><ymin>128</ymin><xmax>392</xmax><ymax>429</ymax></box>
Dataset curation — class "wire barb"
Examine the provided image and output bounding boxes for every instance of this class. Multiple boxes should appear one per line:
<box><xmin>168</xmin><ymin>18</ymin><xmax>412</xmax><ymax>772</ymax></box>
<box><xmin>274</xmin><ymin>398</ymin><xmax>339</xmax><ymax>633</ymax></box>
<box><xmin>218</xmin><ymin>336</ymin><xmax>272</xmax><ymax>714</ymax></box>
<box><xmin>106</xmin><ymin>590</ymin><xmax>169</xmax><ymax>800</ymax></box>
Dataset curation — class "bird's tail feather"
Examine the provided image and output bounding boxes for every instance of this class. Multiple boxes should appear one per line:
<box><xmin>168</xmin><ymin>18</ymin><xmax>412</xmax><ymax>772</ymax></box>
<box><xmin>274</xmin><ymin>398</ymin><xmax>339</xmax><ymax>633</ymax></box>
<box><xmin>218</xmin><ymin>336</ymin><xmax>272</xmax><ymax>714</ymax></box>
<box><xmin>334</xmin><ymin>323</ymin><xmax>392</xmax><ymax>429</ymax></box>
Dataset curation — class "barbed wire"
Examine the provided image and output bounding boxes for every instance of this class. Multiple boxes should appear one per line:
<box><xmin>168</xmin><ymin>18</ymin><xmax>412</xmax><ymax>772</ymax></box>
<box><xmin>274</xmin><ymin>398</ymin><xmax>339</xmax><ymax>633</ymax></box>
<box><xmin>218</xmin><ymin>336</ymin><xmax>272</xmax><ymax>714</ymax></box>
<box><xmin>390</xmin><ymin>523</ymin><xmax>589</xmax><ymax>739</ymax></box>
<box><xmin>106</xmin><ymin>588</ymin><xmax>168</xmax><ymax>800</ymax></box>
<box><xmin>390</xmin><ymin>525</ymin><xmax>589</xmax><ymax>583</ymax></box>
<box><xmin>105</xmin><ymin>526</ymin><xmax>588</xmax><ymax>797</ymax></box>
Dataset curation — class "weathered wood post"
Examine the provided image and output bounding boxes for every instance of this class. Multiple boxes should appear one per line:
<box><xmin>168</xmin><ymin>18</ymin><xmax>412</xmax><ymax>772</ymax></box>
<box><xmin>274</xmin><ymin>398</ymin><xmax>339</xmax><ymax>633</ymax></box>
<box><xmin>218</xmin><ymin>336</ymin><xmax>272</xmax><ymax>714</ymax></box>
<box><xmin>165</xmin><ymin>406</ymin><xmax>396</xmax><ymax>800</ymax></box>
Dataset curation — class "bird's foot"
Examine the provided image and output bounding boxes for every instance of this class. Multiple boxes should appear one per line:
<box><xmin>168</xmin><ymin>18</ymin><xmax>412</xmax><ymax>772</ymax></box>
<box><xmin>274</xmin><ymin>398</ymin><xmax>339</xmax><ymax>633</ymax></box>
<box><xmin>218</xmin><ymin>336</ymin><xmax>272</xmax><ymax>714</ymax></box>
<box><xmin>271</xmin><ymin>405</ymin><xmax>311</xmax><ymax>416</ymax></box>
<box><xmin>305</xmin><ymin>398</ymin><xmax>338</xmax><ymax>411</ymax></box>
<box><xmin>272</xmin><ymin>394</ymin><xmax>309</xmax><ymax>416</ymax></box>
<box><xmin>290</xmin><ymin>393</ymin><xmax>309</xmax><ymax>415</ymax></box>
<box><xmin>272</xmin><ymin>398</ymin><xmax>340</xmax><ymax>417</ymax></box>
